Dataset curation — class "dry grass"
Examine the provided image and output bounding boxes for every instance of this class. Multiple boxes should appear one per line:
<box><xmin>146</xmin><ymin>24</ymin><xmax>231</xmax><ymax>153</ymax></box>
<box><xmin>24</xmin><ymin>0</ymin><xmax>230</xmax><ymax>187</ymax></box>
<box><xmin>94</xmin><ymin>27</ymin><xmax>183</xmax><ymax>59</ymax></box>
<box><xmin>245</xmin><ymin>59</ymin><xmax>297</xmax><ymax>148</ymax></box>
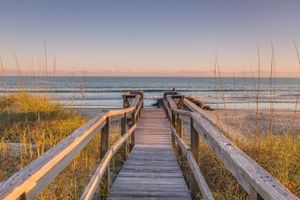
<box><xmin>0</xmin><ymin>92</ymin><xmax>125</xmax><ymax>199</ymax></box>
<box><xmin>0</xmin><ymin>92</ymin><xmax>87</xmax><ymax>180</ymax></box>
<box><xmin>238</xmin><ymin>134</ymin><xmax>300</xmax><ymax>196</ymax></box>
<box><xmin>197</xmin><ymin>122</ymin><xmax>300</xmax><ymax>199</ymax></box>
<box><xmin>198</xmin><ymin>142</ymin><xmax>248</xmax><ymax>200</ymax></box>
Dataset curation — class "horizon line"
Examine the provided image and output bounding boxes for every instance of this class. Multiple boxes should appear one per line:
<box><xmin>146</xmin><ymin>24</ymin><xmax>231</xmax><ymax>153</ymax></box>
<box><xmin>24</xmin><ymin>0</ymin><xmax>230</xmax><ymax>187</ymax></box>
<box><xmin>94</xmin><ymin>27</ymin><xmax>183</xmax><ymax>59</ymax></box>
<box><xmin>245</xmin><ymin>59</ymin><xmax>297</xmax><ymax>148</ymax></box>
<box><xmin>1</xmin><ymin>69</ymin><xmax>300</xmax><ymax>78</ymax></box>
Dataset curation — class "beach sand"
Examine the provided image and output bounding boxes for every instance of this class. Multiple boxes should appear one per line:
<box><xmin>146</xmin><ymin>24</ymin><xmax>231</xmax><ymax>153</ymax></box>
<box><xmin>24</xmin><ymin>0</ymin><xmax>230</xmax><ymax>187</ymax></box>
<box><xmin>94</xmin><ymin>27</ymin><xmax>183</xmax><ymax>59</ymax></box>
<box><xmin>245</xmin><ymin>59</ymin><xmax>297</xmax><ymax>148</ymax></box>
<box><xmin>212</xmin><ymin>109</ymin><xmax>300</xmax><ymax>136</ymax></box>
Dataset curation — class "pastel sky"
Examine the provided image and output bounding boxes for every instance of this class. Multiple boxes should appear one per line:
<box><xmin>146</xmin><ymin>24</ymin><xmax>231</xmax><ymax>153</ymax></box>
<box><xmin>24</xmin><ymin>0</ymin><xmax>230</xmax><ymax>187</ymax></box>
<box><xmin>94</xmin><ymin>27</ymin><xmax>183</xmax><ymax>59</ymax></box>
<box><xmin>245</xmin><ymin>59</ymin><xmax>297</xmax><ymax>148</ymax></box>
<box><xmin>0</xmin><ymin>0</ymin><xmax>300</xmax><ymax>75</ymax></box>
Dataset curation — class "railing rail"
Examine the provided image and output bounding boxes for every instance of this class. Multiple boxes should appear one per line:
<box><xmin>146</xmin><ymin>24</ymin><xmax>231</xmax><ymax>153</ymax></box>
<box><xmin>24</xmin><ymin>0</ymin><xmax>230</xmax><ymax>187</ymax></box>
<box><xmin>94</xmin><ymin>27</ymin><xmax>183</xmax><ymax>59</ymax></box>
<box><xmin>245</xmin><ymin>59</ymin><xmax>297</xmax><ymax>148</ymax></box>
<box><xmin>0</xmin><ymin>91</ymin><xmax>144</xmax><ymax>200</ymax></box>
<box><xmin>164</xmin><ymin>92</ymin><xmax>298</xmax><ymax>200</ymax></box>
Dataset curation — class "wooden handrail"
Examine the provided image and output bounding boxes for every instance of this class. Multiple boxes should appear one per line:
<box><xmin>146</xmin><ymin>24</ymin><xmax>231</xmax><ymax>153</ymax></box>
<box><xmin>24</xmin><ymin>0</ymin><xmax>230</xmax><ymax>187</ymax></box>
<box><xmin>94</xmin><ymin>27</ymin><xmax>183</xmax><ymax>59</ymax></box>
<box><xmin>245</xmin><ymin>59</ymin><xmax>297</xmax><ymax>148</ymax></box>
<box><xmin>164</xmin><ymin>94</ymin><xmax>214</xmax><ymax>200</ymax></box>
<box><xmin>164</xmin><ymin>92</ymin><xmax>298</xmax><ymax>200</ymax></box>
<box><xmin>80</xmin><ymin>124</ymin><xmax>137</xmax><ymax>200</ymax></box>
<box><xmin>170</xmin><ymin>126</ymin><xmax>214</xmax><ymax>200</ymax></box>
<box><xmin>0</xmin><ymin>91</ymin><xmax>144</xmax><ymax>200</ymax></box>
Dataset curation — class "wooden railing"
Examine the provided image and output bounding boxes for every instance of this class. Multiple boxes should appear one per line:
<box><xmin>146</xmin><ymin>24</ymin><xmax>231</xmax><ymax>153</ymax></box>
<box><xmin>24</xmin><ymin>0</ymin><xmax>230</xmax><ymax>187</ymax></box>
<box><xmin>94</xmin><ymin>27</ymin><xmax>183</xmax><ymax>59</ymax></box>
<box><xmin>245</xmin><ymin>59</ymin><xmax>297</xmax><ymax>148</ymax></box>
<box><xmin>0</xmin><ymin>91</ymin><xmax>144</xmax><ymax>200</ymax></box>
<box><xmin>164</xmin><ymin>92</ymin><xmax>298</xmax><ymax>200</ymax></box>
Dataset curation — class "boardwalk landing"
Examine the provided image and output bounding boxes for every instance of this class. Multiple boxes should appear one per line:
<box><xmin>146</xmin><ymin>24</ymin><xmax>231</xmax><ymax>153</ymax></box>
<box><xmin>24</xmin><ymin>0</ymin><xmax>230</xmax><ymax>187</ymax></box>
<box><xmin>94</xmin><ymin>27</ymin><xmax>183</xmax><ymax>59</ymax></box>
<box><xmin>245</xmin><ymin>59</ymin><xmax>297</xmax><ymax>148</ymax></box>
<box><xmin>108</xmin><ymin>108</ymin><xmax>191</xmax><ymax>200</ymax></box>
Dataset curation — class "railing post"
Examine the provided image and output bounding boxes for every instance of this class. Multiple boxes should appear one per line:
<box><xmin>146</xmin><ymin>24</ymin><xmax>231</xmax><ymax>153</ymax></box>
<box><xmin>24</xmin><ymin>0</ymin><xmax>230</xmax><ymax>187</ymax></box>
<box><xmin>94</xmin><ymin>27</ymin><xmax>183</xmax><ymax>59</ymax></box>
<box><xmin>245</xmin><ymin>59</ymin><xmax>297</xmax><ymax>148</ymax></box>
<box><xmin>100</xmin><ymin>116</ymin><xmax>110</xmax><ymax>199</ymax></box>
<box><xmin>130</xmin><ymin>108</ymin><xmax>136</xmax><ymax>150</ymax></box>
<box><xmin>178</xmin><ymin>95</ymin><xmax>184</xmax><ymax>109</ymax></box>
<box><xmin>176</xmin><ymin>114</ymin><xmax>183</xmax><ymax>138</ymax></box>
<box><xmin>19</xmin><ymin>189</ymin><xmax>37</xmax><ymax>200</ymax></box>
<box><xmin>121</xmin><ymin>113</ymin><xmax>128</xmax><ymax>161</ymax></box>
<box><xmin>171</xmin><ymin>110</ymin><xmax>176</xmax><ymax>128</ymax></box>
<box><xmin>175</xmin><ymin>94</ymin><xmax>184</xmax><ymax>138</ymax></box>
<box><xmin>122</xmin><ymin>95</ymin><xmax>129</xmax><ymax>108</ymax></box>
<box><xmin>190</xmin><ymin>117</ymin><xmax>199</xmax><ymax>199</ymax></box>
<box><xmin>171</xmin><ymin>110</ymin><xmax>176</xmax><ymax>147</ymax></box>
<box><xmin>176</xmin><ymin>113</ymin><xmax>183</xmax><ymax>164</ymax></box>
<box><xmin>138</xmin><ymin>101</ymin><xmax>142</xmax><ymax>118</ymax></box>
<box><xmin>164</xmin><ymin>100</ymin><xmax>169</xmax><ymax>119</ymax></box>
<box><xmin>250</xmin><ymin>187</ymin><xmax>264</xmax><ymax>200</ymax></box>
<box><xmin>140</xmin><ymin>91</ymin><xmax>144</xmax><ymax>109</ymax></box>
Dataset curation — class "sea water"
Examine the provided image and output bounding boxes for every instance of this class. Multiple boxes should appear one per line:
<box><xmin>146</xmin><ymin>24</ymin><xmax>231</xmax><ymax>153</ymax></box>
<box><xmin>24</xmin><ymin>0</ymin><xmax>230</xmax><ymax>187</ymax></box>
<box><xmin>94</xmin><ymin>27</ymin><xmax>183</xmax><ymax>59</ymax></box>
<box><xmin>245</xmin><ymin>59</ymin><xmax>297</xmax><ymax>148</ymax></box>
<box><xmin>0</xmin><ymin>76</ymin><xmax>299</xmax><ymax>111</ymax></box>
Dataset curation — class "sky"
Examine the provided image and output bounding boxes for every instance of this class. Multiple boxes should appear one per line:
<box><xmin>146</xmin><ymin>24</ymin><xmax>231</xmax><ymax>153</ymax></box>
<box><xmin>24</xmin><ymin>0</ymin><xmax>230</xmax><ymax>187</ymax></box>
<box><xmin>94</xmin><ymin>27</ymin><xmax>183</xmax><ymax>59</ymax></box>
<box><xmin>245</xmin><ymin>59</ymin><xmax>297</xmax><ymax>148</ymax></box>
<box><xmin>0</xmin><ymin>0</ymin><xmax>300</xmax><ymax>76</ymax></box>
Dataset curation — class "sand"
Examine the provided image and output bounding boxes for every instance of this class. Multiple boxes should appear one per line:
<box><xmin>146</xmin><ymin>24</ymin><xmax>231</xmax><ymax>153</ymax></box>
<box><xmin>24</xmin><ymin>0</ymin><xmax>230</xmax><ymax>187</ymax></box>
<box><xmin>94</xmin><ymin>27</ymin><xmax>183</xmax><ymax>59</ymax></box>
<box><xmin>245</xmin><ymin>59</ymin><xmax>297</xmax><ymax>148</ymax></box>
<box><xmin>213</xmin><ymin>109</ymin><xmax>300</xmax><ymax>136</ymax></box>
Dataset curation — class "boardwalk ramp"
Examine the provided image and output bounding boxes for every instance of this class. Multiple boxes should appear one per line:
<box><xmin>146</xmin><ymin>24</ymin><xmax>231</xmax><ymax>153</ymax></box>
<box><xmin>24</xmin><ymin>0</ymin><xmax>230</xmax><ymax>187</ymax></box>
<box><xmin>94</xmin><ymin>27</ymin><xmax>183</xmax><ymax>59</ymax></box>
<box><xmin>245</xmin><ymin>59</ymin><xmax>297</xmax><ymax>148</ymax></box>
<box><xmin>1</xmin><ymin>91</ymin><xmax>297</xmax><ymax>200</ymax></box>
<box><xmin>107</xmin><ymin>108</ymin><xmax>191</xmax><ymax>200</ymax></box>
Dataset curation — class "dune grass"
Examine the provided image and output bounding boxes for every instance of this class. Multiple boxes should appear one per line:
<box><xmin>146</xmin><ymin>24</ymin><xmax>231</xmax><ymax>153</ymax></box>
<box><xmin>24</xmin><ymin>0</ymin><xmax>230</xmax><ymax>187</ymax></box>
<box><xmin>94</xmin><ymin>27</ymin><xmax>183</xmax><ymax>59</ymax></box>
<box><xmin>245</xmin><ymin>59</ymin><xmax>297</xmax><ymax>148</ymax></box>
<box><xmin>197</xmin><ymin>128</ymin><xmax>300</xmax><ymax>199</ymax></box>
<box><xmin>0</xmin><ymin>92</ymin><xmax>126</xmax><ymax>199</ymax></box>
<box><xmin>0</xmin><ymin>92</ymin><xmax>88</xmax><ymax>180</ymax></box>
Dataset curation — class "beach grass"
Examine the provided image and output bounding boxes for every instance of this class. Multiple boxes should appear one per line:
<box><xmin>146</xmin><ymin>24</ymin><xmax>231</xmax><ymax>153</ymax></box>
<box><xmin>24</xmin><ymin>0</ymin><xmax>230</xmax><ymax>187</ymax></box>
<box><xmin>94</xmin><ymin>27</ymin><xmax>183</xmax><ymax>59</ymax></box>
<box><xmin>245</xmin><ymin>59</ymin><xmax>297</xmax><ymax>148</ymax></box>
<box><xmin>0</xmin><ymin>92</ymin><xmax>87</xmax><ymax>180</ymax></box>
<box><xmin>0</xmin><ymin>92</ymin><xmax>126</xmax><ymax>199</ymax></box>
<box><xmin>197</xmin><ymin>132</ymin><xmax>300</xmax><ymax>199</ymax></box>
<box><xmin>199</xmin><ymin>42</ymin><xmax>300</xmax><ymax>199</ymax></box>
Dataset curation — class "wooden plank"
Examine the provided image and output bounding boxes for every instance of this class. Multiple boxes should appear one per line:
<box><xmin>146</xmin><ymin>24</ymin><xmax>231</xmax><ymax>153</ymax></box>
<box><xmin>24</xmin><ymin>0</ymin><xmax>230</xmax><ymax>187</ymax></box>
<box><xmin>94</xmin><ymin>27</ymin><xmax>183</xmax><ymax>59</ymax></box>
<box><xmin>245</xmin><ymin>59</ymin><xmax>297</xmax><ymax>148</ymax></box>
<box><xmin>108</xmin><ymin>197</ymin><xmax>191</xmax><ymax>200</ymax></box>
<box><xmin>122</xmin><ymin>160</ymin><xmax>177</xmax><ymax>165</ymax></box>
<box><xmin>111</xmin><ymin>187</ymin><xmax>189</xmax><ymax>193</ymax></box>
<box><xmin>117</xmin><ymin>172</ymin><xmax>183</xmax><ymax>178</ymax></box>
<box><xmin>108</xmin><ymin>108</ymin><xmax>191</xmax><ymax>200</ymax></box>
<box><xmin>113</xmin><ymin>177</ymin><xmax>186</xmax><ymax>185</ymax></box>
<box><xmin>125</xmin><ymin>156</ymin><xmax>176</xmax><ymax>162</ymax></box>
<box><xmin>108</xmin><ymin>191</ymin><xmax>190</xmax><ymax>197</ymax></box>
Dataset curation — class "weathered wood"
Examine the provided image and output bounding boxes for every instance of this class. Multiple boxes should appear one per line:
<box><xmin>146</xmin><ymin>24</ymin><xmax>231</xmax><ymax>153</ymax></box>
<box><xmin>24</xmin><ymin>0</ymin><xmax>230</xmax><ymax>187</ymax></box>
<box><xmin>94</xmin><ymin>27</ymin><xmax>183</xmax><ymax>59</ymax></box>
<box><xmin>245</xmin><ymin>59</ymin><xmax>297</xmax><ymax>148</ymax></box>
<box><xmin>163</xmin><ymin>99</ymin><xmax>172</xmax><ymax>120</ymax></box>
<box><xmin>191</xmin><ymin>112</ymin><xmax>298</xmax><ymax>200</ymax></box>
<box><xmin>108</xmin><ymin>108</ymin><xmax>191</xmax><ymax>200</ymax></box>
<box><xmin>166</xmin><ymin>93</ymin><xmax>214</xmax><ymax>200</ymax></box>
<box><xmin>176</xmin><ymin>113</ymin><xmax>183</xmax><ymax>138</ymax></box>
<box><xmin>170</xmin><ymin>126</ymin><xmax>214</xmax><ymax>200</ymax></box>
<box><xmin>0</xmin><ymin>92</ymin><xmax>143</xmax><ymax>200</ymax></box>
<box><xmin>167</xmin><ymin>96</ymin><xmax>178</xmax><ymax>110</ymax></box>
<box><xmin>250</xmin><ymin>187</ymin><xmax>264</xmax><ymax>200</ymax></box>
<box><xmin>165</xmin><ymin>92</ymin><xmax>299</xmax><ymax>200</ymax></box>
<box><xmin>80</xmin><ymin>124</ymin><xmax>137</xmax><ymax>200</ymax></box>
<box><xmin>190</xmin><ymin>118</ymin><xmax>199</xmax><ymax>199</ymax></box>
<box><xmin>81</xmin><ymin>149</ymin><xmax>113</xmax><ymax>200</ymax></box>
<box><xmin>100</xmin><ymin>116</ymin><xmax>110</xmax><ymax>196</ymax></box>
<box><xmin>120</xmin><ymin>113</ymin><xmax>128</xmax><ymax>160</ymax></box>
<box><xmin>130</xmin><ymin>108</ymin><xmax>136</xmax><ymax>150</ymax></box>
<box><xmin>108</xmin><ymin>197</ymin><xmax>191</xmax><ymax>200</ymax></box>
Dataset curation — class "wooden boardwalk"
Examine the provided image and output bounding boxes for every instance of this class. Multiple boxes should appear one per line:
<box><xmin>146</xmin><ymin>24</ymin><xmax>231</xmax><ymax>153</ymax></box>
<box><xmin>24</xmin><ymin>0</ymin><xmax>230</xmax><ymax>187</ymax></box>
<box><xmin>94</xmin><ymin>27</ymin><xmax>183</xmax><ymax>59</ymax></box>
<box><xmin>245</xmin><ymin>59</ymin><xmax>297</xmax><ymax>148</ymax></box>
<box><xmin>108</xmin><ymin>108</ymin><xmax>191</xmax><ymax>200</ymax></box>
<box><xmin>1</xmin><ymin>91</ymin><xmax>296</xmax><ymax>200</ymax></box>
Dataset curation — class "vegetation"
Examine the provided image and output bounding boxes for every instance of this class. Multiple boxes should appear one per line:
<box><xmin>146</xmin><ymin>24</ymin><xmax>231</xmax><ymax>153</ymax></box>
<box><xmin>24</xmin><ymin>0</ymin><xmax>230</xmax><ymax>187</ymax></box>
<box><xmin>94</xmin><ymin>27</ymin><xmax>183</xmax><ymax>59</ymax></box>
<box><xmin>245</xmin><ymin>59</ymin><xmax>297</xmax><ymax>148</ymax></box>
<box><xmin>197</xmin><ymin>128</ymin><xmax>300</xmax><ymax>199</ymax></box>
<box><xmin>200</xmin><ymin>42</ymin><xmax>300</xmax><ymax>199</ymax></box>
<box><xmin>0</xmin><ymin>92</ymin><xmax>124</xmax><ymax>199</ymax></box>
<box><xmin>0</xmin><ymin>92</ymin><xmax>87</xmax><ymax>180</ymax></box>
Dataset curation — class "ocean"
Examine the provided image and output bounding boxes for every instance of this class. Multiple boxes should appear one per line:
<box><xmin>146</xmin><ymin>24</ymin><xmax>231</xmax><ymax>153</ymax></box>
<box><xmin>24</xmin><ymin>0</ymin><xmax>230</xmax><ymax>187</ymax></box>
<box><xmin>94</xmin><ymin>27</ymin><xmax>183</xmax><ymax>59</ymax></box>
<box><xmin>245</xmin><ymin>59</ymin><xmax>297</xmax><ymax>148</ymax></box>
<box><xmin>0</xmin><ymin>76</ymin><xmax>299</xmax><ymax>111</ymax></box>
